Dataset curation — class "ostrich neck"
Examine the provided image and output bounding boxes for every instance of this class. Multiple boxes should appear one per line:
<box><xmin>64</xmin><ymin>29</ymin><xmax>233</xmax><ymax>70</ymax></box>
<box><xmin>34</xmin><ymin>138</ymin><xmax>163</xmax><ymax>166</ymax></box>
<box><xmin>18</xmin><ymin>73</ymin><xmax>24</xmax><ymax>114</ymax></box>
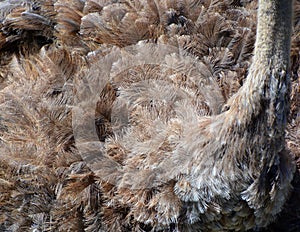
<box><xmin>254</xmin><ymin>0</ymin><xmax>292</xmax><ymax>66</ymax></box>
<box><xmin>227</xmin><ymin>0</ymin><xmax>293</xmax><ymax>138</ymax></box>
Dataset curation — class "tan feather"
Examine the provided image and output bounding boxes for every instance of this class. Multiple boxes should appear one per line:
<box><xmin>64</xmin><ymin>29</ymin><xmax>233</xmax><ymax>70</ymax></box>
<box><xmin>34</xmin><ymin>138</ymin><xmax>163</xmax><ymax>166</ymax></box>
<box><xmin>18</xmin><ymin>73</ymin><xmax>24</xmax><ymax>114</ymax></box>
<box><xmin>0</xmin><ymin>0</ymin><xmax>299</xmax><ymax>231</ymax></box>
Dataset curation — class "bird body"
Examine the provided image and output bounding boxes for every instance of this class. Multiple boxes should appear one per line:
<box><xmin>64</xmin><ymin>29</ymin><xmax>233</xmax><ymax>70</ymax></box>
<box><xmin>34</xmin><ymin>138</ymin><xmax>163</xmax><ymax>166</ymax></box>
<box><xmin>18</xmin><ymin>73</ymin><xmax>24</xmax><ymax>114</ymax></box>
<box><xmin>0</xmin><ymin>0</ymin><xmax>299</xmax><ymax>231</ymax></box>
<box><xmin>93</xmin><ymin>1</ymin><xmax>295</xmax><ymax>230</ymax></box>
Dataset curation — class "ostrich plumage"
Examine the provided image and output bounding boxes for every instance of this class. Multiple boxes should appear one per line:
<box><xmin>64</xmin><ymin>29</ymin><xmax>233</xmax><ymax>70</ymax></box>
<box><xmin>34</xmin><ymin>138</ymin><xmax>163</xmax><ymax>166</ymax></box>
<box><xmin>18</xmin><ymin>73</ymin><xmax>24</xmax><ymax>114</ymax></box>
<box><xmin>0</xmin><ymin>0</ymin><xmax>299</xmax><ymax>231</ymax></box>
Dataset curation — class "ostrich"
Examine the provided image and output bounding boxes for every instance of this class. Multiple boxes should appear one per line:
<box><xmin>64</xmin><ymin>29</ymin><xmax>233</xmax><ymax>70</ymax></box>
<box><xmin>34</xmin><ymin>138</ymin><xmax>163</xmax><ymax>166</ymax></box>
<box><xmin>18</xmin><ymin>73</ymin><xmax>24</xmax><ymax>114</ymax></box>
<box><xmin>72</xmin><ymin>0</ymin><xmax>296</xmax><ymax>230</ymax></box>
<box><xmin>0</xmin><ymin>0</ymin><xmax>299</xmax><ymax>231</ymax></box>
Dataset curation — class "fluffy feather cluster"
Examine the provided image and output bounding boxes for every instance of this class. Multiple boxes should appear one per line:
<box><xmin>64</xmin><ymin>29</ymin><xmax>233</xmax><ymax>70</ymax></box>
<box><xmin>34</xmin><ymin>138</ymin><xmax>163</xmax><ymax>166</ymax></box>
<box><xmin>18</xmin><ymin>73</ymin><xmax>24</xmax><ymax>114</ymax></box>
<box><xmin>0</xmin><ymin>0</ymin><xmax>299</xmax><ymax>231</ymax></box>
